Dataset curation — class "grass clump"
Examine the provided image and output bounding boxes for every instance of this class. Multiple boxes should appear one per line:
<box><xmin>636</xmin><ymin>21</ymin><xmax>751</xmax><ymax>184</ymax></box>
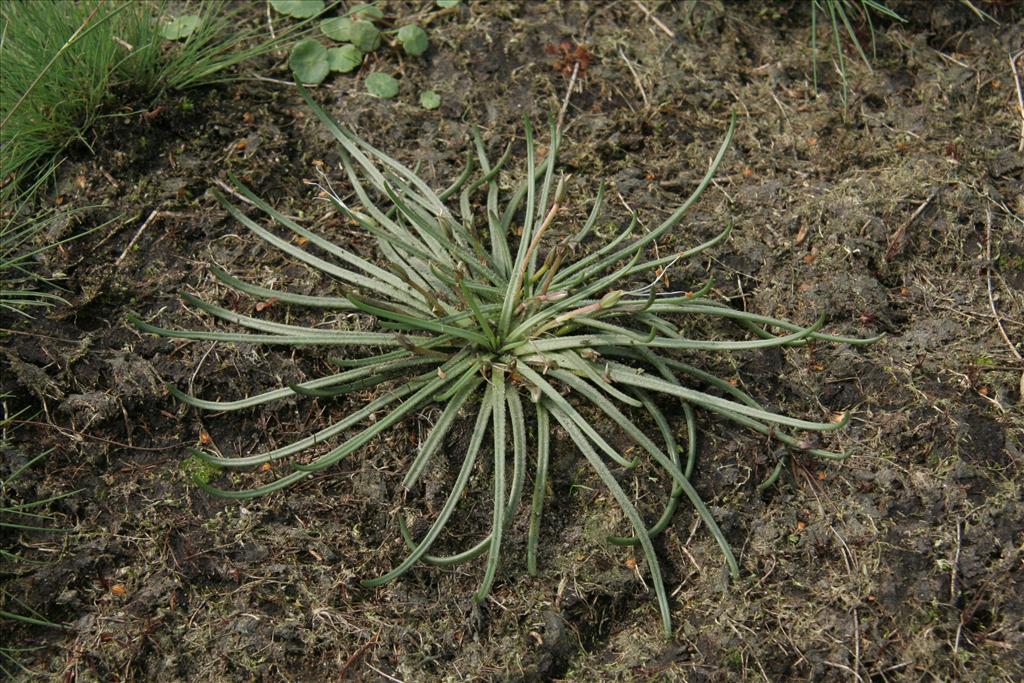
<box><xmin>131</xmin><ymin>91</ymin><xmax>878</xmax><ymax>635</ymax></box>
<box><xmin>810</xmin><ymin>0</ymin><xmax>905</xmax><ymax>107</ymax></box>
<box><xmin>0</xmin><ymin>0</ymin><xmax>297</xmax><ymax>189</ymax></box>
<box><xmin>1</xmin><ymin>163</ymin><xmax>122</xmax><ymax>317</ymax></box>
<box><xmin>0</xmin><ymin>175</ymin><xmax>69</xmax><ymax>316</ymax></box>
<box><xmin>0</xmin><ymin>399</ymin><xmax>74</xmax><ymax>678</ymax></box>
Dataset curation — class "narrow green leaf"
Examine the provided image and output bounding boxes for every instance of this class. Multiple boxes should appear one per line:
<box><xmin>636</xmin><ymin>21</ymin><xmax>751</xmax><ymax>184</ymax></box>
<box><xmin>498</xmin><ymin>117</ymin><xmax>537</xmax><ymax>337</ymax></box>
<box><xmin>602</xmin><ymin>359</ymin><xmax>850</xmax><ymax>432</ymax></box>
<box><xmin>347</xmin><ymin>292</ymin><xmax>489</xmax><ymax>347</ymax></box>
<box><xmin>191</xmin><ymin>378</ymin><xmax>433</xmax><ymax>469</ymax></box>
<box><xmin>403</xmin><ymin>370</ymin><xmax>482</xmax><ymax>487</ymax></box>
<box><xmin>527</xmin><ymin>401</ymin><xmax>550</xmax><ymax>576</ymax></box>
<box><xmin>208</xmin><ymin>266</ymin><xmax>356</xmax><ymax>310</ymax></box>
<box><xmin>551</xmin><ymin>368</ymin><xmax>738</xmax><ymax>576</ymax></box>
<box><xmin>549</xmin><ymin>404</ymin><xmax>672</xmax><ymax>637</ymax></box>
<box><xmin>363</xmin><ymin>384</ymin><xmax>495</xmax><ymax>587</ymax></box>
<box><xmin>475</xmin><ymin>367</ymin><xmax>506</xmax><ymax>602</ymax></box>
<box><xmin>215</xmin><ymin>187</ymin><xmax>425</xmax><ymax>310</ymax></box>
<box><xmin>607</xmin><ymin>390</ymin><xmax>692</xmax><ymax>545</ymax></box>
<box><xmin>576</xmin><ymin>113</ymin><xmax>735</xmax><ymax>279</ymax></box>
<box><xmin>515</xmin><ymin>363</ymin><xmax>635</xmax><ymax>468</ymax></box>
<box><xmin>129</xmin><ymin>313</ymin><xmax>410</xmax><ymax>347</ymax></box>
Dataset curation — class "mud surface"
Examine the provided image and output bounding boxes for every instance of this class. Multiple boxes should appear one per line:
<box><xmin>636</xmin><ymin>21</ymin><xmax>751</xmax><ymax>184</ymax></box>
<box><xmin>2</xmin><ymin>2</ymin><xmax>1023</xmax><ymax>681</ymax></box>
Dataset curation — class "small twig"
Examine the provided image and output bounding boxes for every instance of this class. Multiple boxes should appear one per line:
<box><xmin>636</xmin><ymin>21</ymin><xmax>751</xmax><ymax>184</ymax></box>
<box><xmin>632</xmin><ymin>0</ymin><xmax>675</xmax><ymax>39</ymax></box>
<box><xmin>736</xmin><ymin>274</ymin><xmax>748</xmax><ymax>313</ymax></box>
<box><xmin>711</xmin><ymin>178</ymin><xmax>734</xmax><ymax>204</ymax></box>
<box><xmin>618</xmin><ymin>46</ymin><xmax>649</xmax><ymax>108</ymax></box>
<box><xmin>13</xmin><ymin>419</ymin><xmax>182</xmax><ymax>452</ymax></box>
<box><xmin>1010</xmin><ymin>50</ymin><xmax>1024</xmax><ymax>153</ymax></box>
<box><xmin>248</xmin><ymin>74</ymin><xmax>321</xmax><ymax>88</ymax></box>
<box><xmin>933</xmin><ymin>49</ymin><xmax>970</xmax><ymax>70</ymax></box>
<box><xmin>677</xmin><ymin>545</ymin><xmax>703</xmax><ymax>576</ymax></box>
<box><xmin>100</xmin><ymin>169</ymin><xmax>120</xmax><ymax>190</ymax></box>
<box><xmin>768</xmin><ymin>88</ymin><xmax>791</xmax><ymax>125</ymax></box>
<box><xmin>984</xmin><ymin>208</ymin><xmax>1023</xmax><ymax>364</ymax></box>
<box><xmin>984</xmin><ymin>209</ymin><xmax>1022</xmax><ymax>359</ymax></box>
<box><xmin>525</xmin><ymin>198</ymin><xmax>563</xmax><ymax>264</ymax></box>
<box><xmin>627</xmin><ymin>253</ymin><xmax>684</xmax><ymax>295</ymax></box>
<box><xmin>884</xmin><ymin>190</ymin><xmax>936</xmax><ymax>261</ymax></box>
<box><xmin>337</xmin><ymin>631</ymin><xmax>379</xmax><ymax>680</ymax></box>
<box><xmin>364</xmin><ymin>664</ymin><xmax>404</xmax><ymax>683</ymax></box>
<box><xmin>615</xmin><ymin>192</ymin><xmax>635</xmax><ymax>216</ymax></box>
<box><xmin>189</xmin><ymin>343</ymin><xmax>219</xmax><ymax>398</ymax></box>
<box><xmin>822</xmin><ymin>660</ymin><xmax>864</xmax><ymax>683</ymax></box>
<box><xmin>556</xmin><ymin>61</ymin><xmax>580</xmax><ymax>134</ymax></box>
<box><xmin>852</xmin><ymin>608</ymin><xmax>862</xmax><ymax>683</ymax></box>
<box><xmin>960</xmin><ymin>0</ymin><xmax>998</xmax><ymax>22</ymax></box>
<box><xmin>116</xmin><ymin>210</ymin><xmax>170</xmax><ymax>266</ymax></box>
<box><xmin>111</xmin><ymin>35</ymin><xmax>134</xmax><ymax>52</ymax></box>
<box><xmin>950</xmin><ymin>521</ymin><xmax>962</xmax><ymax>605</ymax></box>
<box><xmin>265</xmin><ymin>1</ymin><xmax>276</xmax><ymax>40</ymax></box>
<box><xmin>214</xmin><ymin>178</ymin><xmax>258</xmax><ymax>207</ymax></box>
<box><xmin>421</xmin><ymin>3</ymin><xmax>461</xmax><ymax>27</ymax></box>
<box><xmin>951</xmin><ymin>520</ymin><xmax>964</xmax><ymax>661</ymax></box>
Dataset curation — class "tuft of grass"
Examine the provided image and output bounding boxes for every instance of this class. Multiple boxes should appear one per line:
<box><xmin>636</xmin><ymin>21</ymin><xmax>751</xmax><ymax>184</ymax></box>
<box><xmin>0</xmin><ymin>166</ymin><xmax>119</xmax><ymax>317</ymax></box>
<box><xmin>0</xmin><ymin>398</ymin><xmax>75</xmax><ymax>678</ymax></box>
<box><xmin>0</xmin><ymin>173</ymin><xmax>70</xmax><ymax>316</ymax></box>
<box><xmin>131</xmin><ymin>91</ymin><xmax>879</xmax><ymax>635</ymax></box>
<box><xmin>0</xmin><ymin>0</ymin><xmax>301</xmax><ymax>190</ymax></box>
<box><xmin>810</xmin><ymin>0</ymin><xmax>905</xmax><ymax>108</ymax></box>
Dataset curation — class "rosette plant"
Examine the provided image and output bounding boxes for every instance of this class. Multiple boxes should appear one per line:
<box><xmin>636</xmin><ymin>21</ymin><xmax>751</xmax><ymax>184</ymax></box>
<box><xmin>130</xmin><ymin>91</ymin><xmax>876</xmax><ymax>634</ymax></box>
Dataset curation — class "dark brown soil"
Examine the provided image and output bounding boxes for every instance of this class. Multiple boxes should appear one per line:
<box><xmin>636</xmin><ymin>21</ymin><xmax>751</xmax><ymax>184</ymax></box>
<box><xmin>3</xmin><ymin>1</ymin><xmax>1022</xmax><ymax>681</ymax></box>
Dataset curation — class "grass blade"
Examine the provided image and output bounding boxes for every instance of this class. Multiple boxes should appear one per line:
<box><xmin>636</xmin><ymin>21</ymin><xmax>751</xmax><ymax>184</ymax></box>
<box><xmin>549</xmin><ymin>404</ymin><xmax>672</xmax><ymax>637</ymax></box>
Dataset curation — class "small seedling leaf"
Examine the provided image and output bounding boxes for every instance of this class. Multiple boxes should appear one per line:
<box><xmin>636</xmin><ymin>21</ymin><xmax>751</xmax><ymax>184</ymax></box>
<box><xmin>289</xmin><ymin>39</ymin><xmax>330</xmax><ymax>85</ymax></box>
<box><xmin>320</xmin><ymin>17</ymin><xmax>353</xmax><ymax>41</ymax></box>
<box><xmin>349</xmin><ymin>20</ymin><xmax>381</xmax><ymax>52</ymax></box>
<box><xmin>436</xmin><ymin>0</ymin><xmax>460</xmax><ymax>7</ymax></box>
<box><xmin>347</xmin><ymin>3</ymin><xmax>384</xmax><ymax>20</ymax></box>
<box><xmin>420</xmin><ymin>90</ymin><xmax>441</xmax><ymax>109</ymax></box>
<box><xmin>270</xmin><ymin>0</ymin><xmax>326</xmax><ymax>19</ymax></box>
<box><xmin>328</xmin><ymin>45</ymin><xmax>363</xmax><ymax>73</ymax></box>
<box><xmin>365</xmin><ymin>72</ymin><xmax>399</xmax><ymax>99</ymax></box>
<box><xmin>397</xmin><ymin>25</ymin><xmax>429</xmax><ymax>57</ymax></box>
<box><xmin>159</xmin><ymin>15</ymin><xmax>201</xmax><ymax>40</ymax></box>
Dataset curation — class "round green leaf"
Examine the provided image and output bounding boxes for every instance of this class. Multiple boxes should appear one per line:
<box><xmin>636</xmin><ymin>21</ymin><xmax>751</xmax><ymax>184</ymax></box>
<box><xmin>320</xmin><ymin>17</ymin><xmax>353</xmax><ymax>41</ymax></box>
<box><xmin>159</xmin><ymin>15</ymin><xmax>201</xmax><ymax>40</ymax></box>
<box><xmin>397</xmin><ymin>25</ymin><xmax>428</xmax><ymax>57</ymax></box>
<box><xmin>328</xmin><ymin>45</ymin><xmax>363</xmax><ymax>73</ymax></box>
<box><xmin>348</xmin><ymin>20</ymin><xmax>380</xmax><ymax>52</ymax></box>
<box><xmin>347</xmin><ymin>3</ymin><xmax>384</xmax><ymax>20</ymax></box>
<box><xmin>270</xmin><ymin>0</ymin><xmax>325</xmax><ymax>19</ymax></box>
<box><xmin>365</xmin><ymin>73</ymin><xmax>399</xmax><ymax>99</ymax></box>
<box><xmin>420</xmin><ymin>90</ymin><xmax>441</xmax><ymax>110</ymax></box>
<box><xmin>289</xmin><ymin>39</ymin><xmax>330</xmax><ymax>85</ymax></box>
